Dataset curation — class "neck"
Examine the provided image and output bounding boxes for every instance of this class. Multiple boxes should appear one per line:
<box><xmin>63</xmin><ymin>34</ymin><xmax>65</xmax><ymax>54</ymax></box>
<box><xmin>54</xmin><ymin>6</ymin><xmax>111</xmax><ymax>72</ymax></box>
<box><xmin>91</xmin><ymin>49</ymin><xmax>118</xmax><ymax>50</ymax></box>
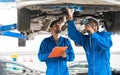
<box><xmin>53</xmin><ymin>33</ymin><xmax>60</xmax><ymax>41</ymax></box>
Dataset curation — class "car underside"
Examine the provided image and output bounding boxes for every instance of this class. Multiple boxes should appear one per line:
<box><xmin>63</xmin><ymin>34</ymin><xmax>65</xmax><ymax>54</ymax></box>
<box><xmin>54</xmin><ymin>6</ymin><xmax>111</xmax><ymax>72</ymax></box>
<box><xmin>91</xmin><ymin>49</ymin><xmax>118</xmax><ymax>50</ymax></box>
<box><xmin>17</xmin><ymin>0</ymin><xmax>120</xmax><ymax>46</ymax></box>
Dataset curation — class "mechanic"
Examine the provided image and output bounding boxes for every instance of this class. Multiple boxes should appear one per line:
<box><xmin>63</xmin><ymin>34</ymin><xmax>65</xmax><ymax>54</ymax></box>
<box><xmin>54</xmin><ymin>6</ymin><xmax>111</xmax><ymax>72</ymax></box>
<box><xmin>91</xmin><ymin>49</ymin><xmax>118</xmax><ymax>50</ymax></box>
<box><xmin>66</xmin><ymin>7</ymin><xmax>112</xmax><ymax>75</ymax></box>
<box><xmin>38</xmin><ymin>19</ymin><xmax>75</xmax><ymax>75</ymax></box>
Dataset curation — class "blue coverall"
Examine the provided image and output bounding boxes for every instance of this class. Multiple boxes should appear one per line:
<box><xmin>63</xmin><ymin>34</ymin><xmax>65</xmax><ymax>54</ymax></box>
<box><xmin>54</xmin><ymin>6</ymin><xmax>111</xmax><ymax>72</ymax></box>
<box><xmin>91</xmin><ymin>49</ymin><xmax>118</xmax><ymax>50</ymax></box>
<box><xmin>67</xmin><ymin>20</ymin><xmax>112</xmax><ymax>75</ymax></box>
<box><xmin>38</xmin><ymin>36</ymin><xmax>75</xmax><ymax>75</ymax></box>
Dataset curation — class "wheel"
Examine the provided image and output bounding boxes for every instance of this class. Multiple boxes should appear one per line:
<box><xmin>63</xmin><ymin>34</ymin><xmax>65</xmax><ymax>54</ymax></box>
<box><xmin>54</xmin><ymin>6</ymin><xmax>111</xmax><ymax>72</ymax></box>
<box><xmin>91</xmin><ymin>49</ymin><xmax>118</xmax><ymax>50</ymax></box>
<box><xmin>103</xmin><ymin>11</ymin><xmax>120</xmax><ymax>33</ymax></box>
<box><xmin>18</xmin><ymin>38</ymin><xmax>26</xmax><ymax>47</ymax></box>
<box><xmin>18</xmin><ymin>8</ymin><xmax>31</xmax><ymax>32</ymax></box>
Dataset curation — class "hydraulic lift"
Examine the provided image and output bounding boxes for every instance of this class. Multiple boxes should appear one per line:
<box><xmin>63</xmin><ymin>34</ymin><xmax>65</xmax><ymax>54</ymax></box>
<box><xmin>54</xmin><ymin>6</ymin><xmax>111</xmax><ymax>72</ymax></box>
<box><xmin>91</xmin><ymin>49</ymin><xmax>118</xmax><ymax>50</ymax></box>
<box><xmin>0</xmin><ymin>23</ymin><xmax>26</xmax><ymax>46</ymax></box>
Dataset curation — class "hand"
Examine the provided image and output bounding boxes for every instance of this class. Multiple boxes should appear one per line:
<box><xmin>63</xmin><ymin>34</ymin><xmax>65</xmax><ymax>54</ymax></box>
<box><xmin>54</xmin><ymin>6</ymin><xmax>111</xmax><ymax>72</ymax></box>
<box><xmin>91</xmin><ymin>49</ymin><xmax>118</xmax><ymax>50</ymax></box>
<box><xmin>66</xmin><ymin>7</ymin><xmax>74</xmax><ymax>21</ymax></box>
<box><xmin>61</xmin><ymin>52</ymin><xmax>66</xmax><ymax>58</ymax></box>
<box><xmin>85</xmin><ymin>24</ymin><xmax>95</xmax><ymax>34</ymax></box>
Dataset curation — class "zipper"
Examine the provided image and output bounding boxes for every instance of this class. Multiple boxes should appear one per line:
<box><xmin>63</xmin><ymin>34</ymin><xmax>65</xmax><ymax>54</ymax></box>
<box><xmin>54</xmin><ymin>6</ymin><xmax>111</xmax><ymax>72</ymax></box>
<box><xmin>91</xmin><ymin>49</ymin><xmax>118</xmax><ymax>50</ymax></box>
<box><xmin>90</xmin><ymin>36</ymin><xmax>95</xmax><ymax>75</ymax></box>
<box><xmin>58</xmin><ymin>59</ymin><xmax>60</xmax><ymax>75</ymax></box>
<box><xmin>90</xmin><ymin>36</ymin><xmax>92</xmax><ymax>47</ymax></box>
<box><xmin>55</xmin><ymin>40</ymin><xmax>60</xmax><ymax>75</ymax></box>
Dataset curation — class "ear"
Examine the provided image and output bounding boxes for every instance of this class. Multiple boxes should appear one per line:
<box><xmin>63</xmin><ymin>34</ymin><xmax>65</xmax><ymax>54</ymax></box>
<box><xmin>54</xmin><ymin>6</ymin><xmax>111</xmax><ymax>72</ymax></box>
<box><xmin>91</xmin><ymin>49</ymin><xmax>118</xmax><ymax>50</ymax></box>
<box><xmin>49</xmin><ymin>28</ymin><xmax>53</xmax><ymax>32</ymax></box>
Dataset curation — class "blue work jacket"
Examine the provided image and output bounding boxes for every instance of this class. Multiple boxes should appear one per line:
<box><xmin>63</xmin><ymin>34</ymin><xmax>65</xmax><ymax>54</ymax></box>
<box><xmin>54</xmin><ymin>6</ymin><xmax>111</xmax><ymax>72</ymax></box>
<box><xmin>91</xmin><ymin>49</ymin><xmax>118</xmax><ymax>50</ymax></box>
<box><xmin>68</xmin><ymin>20</ymin><xmax>112</xmax><ymax>75</ymax></box>
<box><xmin>38</xmin><ymin>36</ymin><xmax>75</xmax><ymax>75</ymax></box>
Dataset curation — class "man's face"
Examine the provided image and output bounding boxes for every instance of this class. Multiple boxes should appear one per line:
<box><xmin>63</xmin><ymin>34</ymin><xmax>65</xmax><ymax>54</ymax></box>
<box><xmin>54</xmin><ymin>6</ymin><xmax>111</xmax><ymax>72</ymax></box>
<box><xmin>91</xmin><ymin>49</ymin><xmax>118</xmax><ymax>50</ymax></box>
<box><xmin>51</xmin><ymin>23</ymin><xmax>62</xmax><ymax>34</ymax></box>
<box><xmin>85</xmin><ymin>20</ymin><xmax>98</xmax><ymax>32</ymax></box>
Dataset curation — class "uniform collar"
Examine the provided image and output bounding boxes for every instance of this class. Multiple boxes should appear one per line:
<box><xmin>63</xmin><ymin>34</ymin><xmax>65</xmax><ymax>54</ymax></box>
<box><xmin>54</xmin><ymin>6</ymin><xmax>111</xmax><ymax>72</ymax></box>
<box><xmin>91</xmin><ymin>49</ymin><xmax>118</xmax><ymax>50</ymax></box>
<box><xmin>50</xmin><ymin>35</ymin><xmax>62</xmax><ymax>41</ymax></box>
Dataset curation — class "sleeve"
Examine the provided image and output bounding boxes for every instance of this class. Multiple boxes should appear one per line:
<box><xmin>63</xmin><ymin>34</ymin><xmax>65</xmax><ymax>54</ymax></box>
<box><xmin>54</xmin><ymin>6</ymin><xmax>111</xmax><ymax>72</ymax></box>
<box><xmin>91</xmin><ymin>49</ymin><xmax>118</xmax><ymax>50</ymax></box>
<box><xmin>38</xmin><ymin>39</ymin><xmax>50</xmax><ymax>62</ymax></box>
<box><xmin>67</xmin><ymin>20</ymin><xmax>84</xmax><ymax>46</ymax></box>
<box><xmin>91</xmin><ymin>32</ymin><xmax>112</xmax><ymax>50</ymax></box>
<box><xmin>65</xmin><ymin>39</ymin><xmax>75</xmax><ymax>61</ymax></box>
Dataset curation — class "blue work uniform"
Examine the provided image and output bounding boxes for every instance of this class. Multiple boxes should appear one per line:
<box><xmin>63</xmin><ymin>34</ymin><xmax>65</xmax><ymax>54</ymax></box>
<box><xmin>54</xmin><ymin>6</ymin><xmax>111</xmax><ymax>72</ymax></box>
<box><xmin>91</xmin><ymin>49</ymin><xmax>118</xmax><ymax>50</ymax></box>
<box><xmin>67</xmin><ymin>20</ymin><xmax>112</xmax><ymax>75</ymax></box>
<box><xmin>38</xmin><ymin>36</ymin><xmax>75</xmax><ymax>75</ymax></box>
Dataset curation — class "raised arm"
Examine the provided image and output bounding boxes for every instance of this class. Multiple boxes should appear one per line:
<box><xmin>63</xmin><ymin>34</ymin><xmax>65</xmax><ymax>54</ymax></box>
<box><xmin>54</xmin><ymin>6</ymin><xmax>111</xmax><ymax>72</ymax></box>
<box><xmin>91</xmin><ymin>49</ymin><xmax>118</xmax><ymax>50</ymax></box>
<box><xmin>66</xmin><ymin>7</ymin><xmax>84</xmax><ymax>46</ymax></box>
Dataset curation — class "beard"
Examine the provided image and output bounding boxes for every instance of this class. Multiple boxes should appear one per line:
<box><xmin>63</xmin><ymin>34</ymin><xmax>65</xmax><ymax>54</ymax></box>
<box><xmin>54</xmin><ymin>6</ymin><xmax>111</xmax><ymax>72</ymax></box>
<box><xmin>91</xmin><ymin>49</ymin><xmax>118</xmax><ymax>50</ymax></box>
<box><xmin>55</xmin><ymin>30</ymin><xmax>61</xmax><ymax>34</ymax></box>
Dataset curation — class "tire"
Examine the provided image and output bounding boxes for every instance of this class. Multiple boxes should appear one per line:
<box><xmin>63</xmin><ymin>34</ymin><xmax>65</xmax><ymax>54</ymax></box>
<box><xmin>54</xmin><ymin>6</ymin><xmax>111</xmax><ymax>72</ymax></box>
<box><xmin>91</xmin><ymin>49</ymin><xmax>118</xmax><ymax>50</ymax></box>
<box><xmin>18</xmin><ymin>8</ymin><xmax>31</xmax><ymax>32</ymax></box>
<box><xmin>18</xmin><ymin>38</ymin><xmax>26</xmax><ymax>47</ymax></box>
<box><xmin>103</xmin><ymin>11</ymin><xmax>120</xmax><ymax>33</ymax></box>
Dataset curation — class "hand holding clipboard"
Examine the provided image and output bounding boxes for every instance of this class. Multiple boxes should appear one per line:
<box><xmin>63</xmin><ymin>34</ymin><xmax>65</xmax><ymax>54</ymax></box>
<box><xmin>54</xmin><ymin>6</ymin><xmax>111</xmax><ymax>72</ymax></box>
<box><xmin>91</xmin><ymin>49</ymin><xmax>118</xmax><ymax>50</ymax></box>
<box><xmin>48</xmin><ymin>46</ymin><xmax>68</xmax><ymax>58</ymax></box>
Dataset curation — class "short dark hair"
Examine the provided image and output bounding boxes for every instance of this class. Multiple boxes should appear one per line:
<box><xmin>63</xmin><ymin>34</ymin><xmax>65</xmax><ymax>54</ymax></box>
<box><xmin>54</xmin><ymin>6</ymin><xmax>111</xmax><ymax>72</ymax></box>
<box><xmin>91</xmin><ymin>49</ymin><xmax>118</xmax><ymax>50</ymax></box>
<box><xmin>50</xmin><ymin>19</ymin><xmax>60</xmax><ymax>28</ymax></box>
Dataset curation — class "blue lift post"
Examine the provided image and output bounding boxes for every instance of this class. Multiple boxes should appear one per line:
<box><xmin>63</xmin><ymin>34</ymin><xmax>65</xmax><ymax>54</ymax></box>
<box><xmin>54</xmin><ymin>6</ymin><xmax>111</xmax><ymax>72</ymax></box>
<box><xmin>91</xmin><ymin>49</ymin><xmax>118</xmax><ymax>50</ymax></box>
<box><xmin>0</xmin><ymin>23</ymin><xmax>26</xmax><ymax>39</ymax></box>
<box><xmin>0</xmin><ymin>0</ymin><xmax>15</xmax><ymax>2</ymax></box>
<box><xmin>0</xmin><ymin>23</ymin><xmax>17</xmax><ymax>31</ymax></box>
<box><xmin>0</xmin><ymin>23</ymin><xmax>26</xmax><ymax>46</ymax></box>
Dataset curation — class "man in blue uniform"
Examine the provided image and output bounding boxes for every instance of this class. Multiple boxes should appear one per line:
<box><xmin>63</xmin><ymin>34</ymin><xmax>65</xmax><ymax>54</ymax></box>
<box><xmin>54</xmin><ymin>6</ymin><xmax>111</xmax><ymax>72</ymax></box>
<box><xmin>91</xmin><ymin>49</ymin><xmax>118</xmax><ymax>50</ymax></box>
<box><xmin>66</xmin><ymin>8</ymin><xmax>112</xmax><ymax>75</ymax></box>
<box><xmin>38</xmin><ymin>19</ymin><xmax>75</xmax><ymax>75</ymax></box>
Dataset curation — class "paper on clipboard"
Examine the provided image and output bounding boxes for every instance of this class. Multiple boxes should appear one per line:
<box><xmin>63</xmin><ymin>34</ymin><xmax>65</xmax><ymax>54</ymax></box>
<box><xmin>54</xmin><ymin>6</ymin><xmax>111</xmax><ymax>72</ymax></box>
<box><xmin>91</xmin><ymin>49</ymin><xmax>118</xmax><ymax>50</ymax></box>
<box><xmin>48</xmin><ymin>46</ymin><xmax>68</xmax><ymax>58</ymax></box>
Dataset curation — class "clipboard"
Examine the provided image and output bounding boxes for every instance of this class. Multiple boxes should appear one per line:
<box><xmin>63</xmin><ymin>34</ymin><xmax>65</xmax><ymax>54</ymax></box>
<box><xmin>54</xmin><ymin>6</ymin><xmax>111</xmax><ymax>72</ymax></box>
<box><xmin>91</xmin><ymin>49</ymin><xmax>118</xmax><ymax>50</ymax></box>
<box><xmin>48</xmin><ymin>46</ymin><xmax>68</xmax><ymax>58</ymax></box>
